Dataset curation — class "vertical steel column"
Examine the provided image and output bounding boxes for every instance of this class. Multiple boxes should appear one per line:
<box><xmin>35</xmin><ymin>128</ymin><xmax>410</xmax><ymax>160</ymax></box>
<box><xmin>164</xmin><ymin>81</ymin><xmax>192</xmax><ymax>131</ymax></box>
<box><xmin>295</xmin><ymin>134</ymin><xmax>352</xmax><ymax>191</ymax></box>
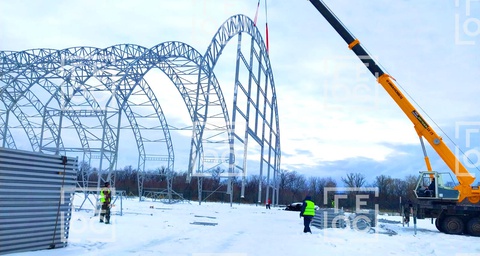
<box><xmin>232</xmin><ymin>33</ymin><xmax>246</xmax><ymax>199</ymax></box>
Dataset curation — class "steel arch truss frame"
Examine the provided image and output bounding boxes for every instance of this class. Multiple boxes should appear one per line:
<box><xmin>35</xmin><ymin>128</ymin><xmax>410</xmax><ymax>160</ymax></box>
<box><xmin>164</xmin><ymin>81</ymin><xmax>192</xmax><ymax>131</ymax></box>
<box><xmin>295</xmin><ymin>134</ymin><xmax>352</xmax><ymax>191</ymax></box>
<box><xmin>114</xmin><ymin>41</ymin><xmax>212</xmax><ymax>199</ymax></box>
<box><xmin>193</xmin><ymin>14</ymin><xmax>281</xmax><ymax>204</ymax></box>
<box><xmin>1</xmin><ymin>47</ymin><xmax>117</xmax><ymax>174</ymax></box>
<box><xmin>0</xmin><ymin>14</ymin><xmax>281</xmax><ymax>203</ymax></box>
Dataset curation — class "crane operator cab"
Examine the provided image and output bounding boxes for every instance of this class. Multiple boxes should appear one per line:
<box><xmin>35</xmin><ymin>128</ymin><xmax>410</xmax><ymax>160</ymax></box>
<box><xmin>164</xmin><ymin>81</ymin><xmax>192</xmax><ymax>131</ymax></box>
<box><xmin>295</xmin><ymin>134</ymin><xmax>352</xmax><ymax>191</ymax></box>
<box><xmin>414</xmin><ymin>171</ymin><xmax>460</xmax><ymax>201</ymax></box>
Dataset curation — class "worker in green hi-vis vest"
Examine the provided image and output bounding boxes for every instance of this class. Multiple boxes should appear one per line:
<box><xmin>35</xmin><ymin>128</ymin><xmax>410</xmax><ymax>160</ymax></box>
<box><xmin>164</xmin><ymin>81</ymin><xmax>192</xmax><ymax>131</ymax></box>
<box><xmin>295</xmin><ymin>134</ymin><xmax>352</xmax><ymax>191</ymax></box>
<box><xmin>99</xmin><ymin>182</ymin><xmax>112</xmax><ymax>224</ymax></box>
<box><xmin>299</xmin><ymin>195</ymin><xmax>315</xmax><ymax>234</ymax></box>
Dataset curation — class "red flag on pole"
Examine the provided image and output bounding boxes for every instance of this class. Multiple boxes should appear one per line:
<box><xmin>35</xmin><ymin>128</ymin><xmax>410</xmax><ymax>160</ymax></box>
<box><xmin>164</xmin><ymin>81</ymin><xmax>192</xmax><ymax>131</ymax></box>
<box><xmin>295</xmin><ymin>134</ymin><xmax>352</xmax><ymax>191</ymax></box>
<box><xmin>265</xmin><ymin>23</ymin><xmax>269</xmax><ymax>54</ymax></box>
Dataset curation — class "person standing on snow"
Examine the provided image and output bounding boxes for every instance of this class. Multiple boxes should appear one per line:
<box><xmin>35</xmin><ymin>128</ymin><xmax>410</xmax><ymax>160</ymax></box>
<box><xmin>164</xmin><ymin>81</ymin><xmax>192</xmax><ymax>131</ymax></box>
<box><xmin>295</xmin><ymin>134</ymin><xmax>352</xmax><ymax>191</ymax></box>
<box><xmin>266</xmin><ymin>198</ymin><xmax>272</xmax><ymax>209</ymax></box>
<box><xmin>300</xmin><ymin>195</ymin><xmax>315</xmax><ymax>233</ymax></box>
<box><xmin>99</xmin><ymin>182</ymin><xmax>112</xmax><ymax>224</ymax></box>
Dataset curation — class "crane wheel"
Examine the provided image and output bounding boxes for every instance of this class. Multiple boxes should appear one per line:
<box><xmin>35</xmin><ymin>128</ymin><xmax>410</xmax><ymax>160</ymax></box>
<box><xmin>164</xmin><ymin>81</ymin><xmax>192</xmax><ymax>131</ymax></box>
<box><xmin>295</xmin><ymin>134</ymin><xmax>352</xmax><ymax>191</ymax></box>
<box><xmin>435</xmin><ymin>217</ymin><xmax>445</xmax><ymax>233</ymax></box>
<box><xmin>441</xmin><ymin>216</ymin><xmax>464</xmax><ymax>235</ymax></box>
<box><xmin>467</xmin><ymin>217</ymin><xmax>480</xmax><ymax>236</ymax></box>
<box><xmin>468</xmin><ymin>196</ymin><xmax>480</xmax><ymax>204</ymax></box>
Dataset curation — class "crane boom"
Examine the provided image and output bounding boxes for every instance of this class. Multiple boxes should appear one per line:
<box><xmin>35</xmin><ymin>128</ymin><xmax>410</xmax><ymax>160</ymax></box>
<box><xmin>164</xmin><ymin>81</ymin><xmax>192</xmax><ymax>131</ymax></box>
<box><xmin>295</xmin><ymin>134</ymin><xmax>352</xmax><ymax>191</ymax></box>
<box><xmin>308</xmin><ymin>0</ymin><xmax>479</xmax><ymax>203</ymax></box>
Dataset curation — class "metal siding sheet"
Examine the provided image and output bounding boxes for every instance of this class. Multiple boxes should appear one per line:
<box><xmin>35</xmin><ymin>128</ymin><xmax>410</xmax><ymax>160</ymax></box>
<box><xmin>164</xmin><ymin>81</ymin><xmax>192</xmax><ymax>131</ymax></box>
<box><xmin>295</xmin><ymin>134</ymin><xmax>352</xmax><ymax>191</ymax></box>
<box><xmin>0</xmin><ymin>148</ymin><xmax>77</xmax><ymax>255</ymax></box>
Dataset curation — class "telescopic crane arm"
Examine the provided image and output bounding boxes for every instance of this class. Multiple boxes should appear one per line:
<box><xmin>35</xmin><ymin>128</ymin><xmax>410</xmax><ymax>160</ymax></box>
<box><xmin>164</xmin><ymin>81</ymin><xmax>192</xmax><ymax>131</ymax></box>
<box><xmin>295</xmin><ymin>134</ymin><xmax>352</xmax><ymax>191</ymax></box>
<box><xmin>308</xmin><ymin>0</ymin><xmax>479</xmax><ymax>203</ymax></box>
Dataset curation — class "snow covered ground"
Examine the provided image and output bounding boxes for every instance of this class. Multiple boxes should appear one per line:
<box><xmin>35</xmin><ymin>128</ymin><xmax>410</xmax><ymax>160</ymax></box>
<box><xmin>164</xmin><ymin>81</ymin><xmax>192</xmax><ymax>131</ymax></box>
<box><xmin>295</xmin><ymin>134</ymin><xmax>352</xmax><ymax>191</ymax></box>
<box><xmin>9</xmin><ymin>194</ymin><xmax>480</xmax><ymax>256</ymax></box>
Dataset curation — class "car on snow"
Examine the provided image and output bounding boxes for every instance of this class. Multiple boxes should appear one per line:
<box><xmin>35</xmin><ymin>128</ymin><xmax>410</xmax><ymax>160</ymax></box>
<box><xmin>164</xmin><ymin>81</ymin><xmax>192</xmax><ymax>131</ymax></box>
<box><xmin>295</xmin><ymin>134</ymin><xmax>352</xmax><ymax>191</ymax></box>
<box><xmin>284</xmin><ymin>202</ymin><xmax>320</xmax><ymax>211</ymax></box>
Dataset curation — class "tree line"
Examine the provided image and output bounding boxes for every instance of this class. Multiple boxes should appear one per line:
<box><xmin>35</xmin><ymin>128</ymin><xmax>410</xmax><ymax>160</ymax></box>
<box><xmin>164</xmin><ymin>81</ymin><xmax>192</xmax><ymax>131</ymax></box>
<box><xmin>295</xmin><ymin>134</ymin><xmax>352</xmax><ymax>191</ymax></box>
<box><xmin>78</xmin><ymin>164</ymin><xmax>419</xmax><ymax>212</ymax></box>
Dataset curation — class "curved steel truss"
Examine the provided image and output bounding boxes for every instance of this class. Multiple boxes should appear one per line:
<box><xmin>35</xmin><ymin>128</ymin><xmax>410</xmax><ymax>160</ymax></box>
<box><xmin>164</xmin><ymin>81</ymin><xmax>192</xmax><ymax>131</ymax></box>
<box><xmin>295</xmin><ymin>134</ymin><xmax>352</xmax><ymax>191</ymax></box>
<box><xmin>0</xmin><ymin>14</ymin><xmax>281</xmax><ymax>204</ymax></box>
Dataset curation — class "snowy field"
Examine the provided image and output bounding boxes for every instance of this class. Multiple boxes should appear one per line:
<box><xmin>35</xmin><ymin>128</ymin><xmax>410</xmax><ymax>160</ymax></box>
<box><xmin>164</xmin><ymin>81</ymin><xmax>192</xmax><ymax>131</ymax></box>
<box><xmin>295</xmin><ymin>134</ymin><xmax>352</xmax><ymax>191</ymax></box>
<box><xmin>9</xmin><ymin>194</ymin><xmax>480</xmax><ymax>256</ymax></box>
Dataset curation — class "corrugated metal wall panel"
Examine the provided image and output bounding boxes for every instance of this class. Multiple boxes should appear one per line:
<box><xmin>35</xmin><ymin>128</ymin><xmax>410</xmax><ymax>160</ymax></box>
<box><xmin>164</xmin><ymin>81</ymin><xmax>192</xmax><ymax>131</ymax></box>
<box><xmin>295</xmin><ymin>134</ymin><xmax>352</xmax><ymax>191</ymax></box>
<box><xmin>0</xmin><ymin>147</ymin><xmax>78</xmax><ymax>255</ymax></box>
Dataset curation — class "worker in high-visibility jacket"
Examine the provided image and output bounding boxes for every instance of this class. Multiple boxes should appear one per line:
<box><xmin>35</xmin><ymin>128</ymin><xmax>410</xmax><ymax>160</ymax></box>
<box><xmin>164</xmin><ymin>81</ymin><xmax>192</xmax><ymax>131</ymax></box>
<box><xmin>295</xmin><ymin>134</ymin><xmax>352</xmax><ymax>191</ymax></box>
<box><xmin>300</xmin><ymin>195</ymin><xmax>315</xmax><ymax>233</ymax></box>
<box><xmin>99</xmin><ymin>182</ymin><xmax>112</xmax><ymax>224</ymax></box>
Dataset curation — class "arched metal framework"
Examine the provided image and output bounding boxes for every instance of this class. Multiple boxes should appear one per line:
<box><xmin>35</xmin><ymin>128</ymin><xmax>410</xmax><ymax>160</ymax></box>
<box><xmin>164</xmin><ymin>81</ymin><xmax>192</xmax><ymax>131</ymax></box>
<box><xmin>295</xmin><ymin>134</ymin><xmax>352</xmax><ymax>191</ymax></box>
<box><xmin>0</xmin><ymin>14</ymin><xmax>280</xmax><ymax>205</ymax></box>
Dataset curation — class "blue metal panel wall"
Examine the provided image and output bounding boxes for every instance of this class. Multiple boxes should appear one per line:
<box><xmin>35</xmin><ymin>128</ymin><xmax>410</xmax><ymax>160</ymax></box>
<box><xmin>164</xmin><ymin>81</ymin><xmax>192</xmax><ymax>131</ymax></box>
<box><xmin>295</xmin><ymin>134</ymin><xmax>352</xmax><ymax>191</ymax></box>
<box><xmin>0</xmin><ymin>148</ymin><xmax>78</xmax><ymax>255</ymax></box>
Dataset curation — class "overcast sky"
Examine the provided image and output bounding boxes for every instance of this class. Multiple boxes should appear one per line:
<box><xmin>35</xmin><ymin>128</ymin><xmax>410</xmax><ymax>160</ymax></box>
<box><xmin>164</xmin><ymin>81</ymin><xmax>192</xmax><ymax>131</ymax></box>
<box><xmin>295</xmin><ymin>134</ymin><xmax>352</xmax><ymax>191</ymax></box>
<box><xmin>1</xmin><ymin>0</ymin><xmax>479</xmax><ymax>184</ymax></box>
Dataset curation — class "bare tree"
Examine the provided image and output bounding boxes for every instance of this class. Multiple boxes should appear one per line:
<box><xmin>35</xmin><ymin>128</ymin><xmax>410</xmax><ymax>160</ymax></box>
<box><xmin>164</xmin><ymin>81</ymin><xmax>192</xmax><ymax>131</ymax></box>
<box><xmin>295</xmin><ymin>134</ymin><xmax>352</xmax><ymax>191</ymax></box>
<box><xmin>279</xmin><ymin>171</ymin><xmax>307</xmax><ymax>203</ymax></box>
<box><xmin>373</xmin><ymin>174</ymin><xmax>394</xmax><ymax>200</ymax></box>
<box><xmin>404</xmin><ymin>174</ymin><xmax>419</xmax><ymax>201</ymax></box>
<box><xmin>373</xmin><ymin>175</ymin><xmax>400</xmax><ymax>210</ymax></box>
<box><xmin>308</xmin><ymin>177</ymin><xmax>337</xmax><ymax>206</ymax></box>
<box><xmin>341</xmin><ymin>172</ymin><xmax>366</xmax><ymax>188</ymax></box>
<box><xmin>307</xmin><ymin>177</ymin><xmax>321</xmax><ymax>204</ymax></box>
<box><xmin>340</xmin><ymin>172</ymin><xmax>367</xmax><ymax>209</ymax></box>
<box><xmin>277</xmin><ymin>169</ymin><xmax>288</xmax><ymax>195</ymax></box>
<box><xmin>292</xmin><ymin>173</ymin><xmax>307</xmax><ymax>200</ymax></box>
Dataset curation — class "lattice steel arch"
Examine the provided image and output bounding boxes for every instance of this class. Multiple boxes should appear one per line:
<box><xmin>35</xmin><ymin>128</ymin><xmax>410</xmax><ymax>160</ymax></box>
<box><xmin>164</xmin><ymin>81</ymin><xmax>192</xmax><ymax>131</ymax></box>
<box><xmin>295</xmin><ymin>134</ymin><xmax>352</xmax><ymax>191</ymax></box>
<box><xmin>194</xmin><ymin>14</ymin><xmax>281</xmax><ymax>205</ymax></box>
<box><xmin>1</xmin><ymin>46</ymin><xmax>176</xmax><ymax>207</ymax></box>
<box><xmin>101</xmin><ymin>43</ymin><xmax>177</xmax><ymax>200</ymax></box>
<box><xmin>1</xmin><ymin>49</ymin><xmax>97</xmax><ymax>157</ymax></box>
<box><xmin>51</xmin><ymin>44</ymin><xmax>171</xmax><ymax>194</ymax></box>
<box><xmin>0</xmin><ymin>42</ymin><xmax>231</xmax><ymax>196</ymax></box>
<box><xmin>115</xmin><ymin>41</ymin><xmax>230</xmax><ymax>198</ymax></box>
<box><xmin>59</xmin><ymin>42</ymin><xmax>231</xmax><ymax>201</ymax></box>
<box><xmin>0</xmin><ymin>49</ymin><xmax>63</xmax><ymax>152</ymax></box>
<box><xmin>0</xmin><ymin>41</ymin><xmax>232</xmax><ymax>200</ymax></box>
<box><xmin>1</xmin><ymin>13</ymin><xmax>282</xmax><ymax>205</ymax></box>
<box><xmin>0</xmin><ymin>48</ymin><xmax>111</xmax><ymax>212</ymax></box>
<box><xmin>0</xmin><ymin>48</ymin><xmax>129</xmax><ymax>212</ymax></box>
<box><xmin>51</xmin><ymin>45</ymin><xmax>154</xmax><ymax>191</ymax></box>
<box><xmin>0</xmin><ymin>47</ymin><xmax>118</xmax><ymax>186</ymax></box>
<box><xmin>27</xmin><ymin>45</ymin><xmax>177</xmax><ymax>194</ymax></box>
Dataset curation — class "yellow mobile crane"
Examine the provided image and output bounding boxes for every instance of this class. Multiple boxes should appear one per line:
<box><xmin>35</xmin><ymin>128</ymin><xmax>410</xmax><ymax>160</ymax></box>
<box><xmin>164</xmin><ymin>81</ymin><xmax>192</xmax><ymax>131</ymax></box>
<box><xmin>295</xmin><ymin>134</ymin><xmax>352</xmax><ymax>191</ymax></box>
<box><xmin>308</xmin><ymin>0</ymin><xmax>480</xmax><ymax>235</ymax></box>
